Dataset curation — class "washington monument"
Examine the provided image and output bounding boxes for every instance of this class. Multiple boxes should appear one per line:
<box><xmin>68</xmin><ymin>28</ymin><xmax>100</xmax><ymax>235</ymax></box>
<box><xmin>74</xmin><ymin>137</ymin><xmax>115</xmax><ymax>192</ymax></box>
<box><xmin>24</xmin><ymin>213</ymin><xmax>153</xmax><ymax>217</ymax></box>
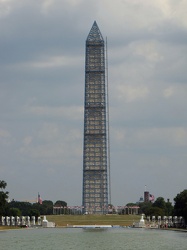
<box><xmin>82</xmin><ymin>22</ymin><xmax>110</xmax><ymax>214</ymax></box>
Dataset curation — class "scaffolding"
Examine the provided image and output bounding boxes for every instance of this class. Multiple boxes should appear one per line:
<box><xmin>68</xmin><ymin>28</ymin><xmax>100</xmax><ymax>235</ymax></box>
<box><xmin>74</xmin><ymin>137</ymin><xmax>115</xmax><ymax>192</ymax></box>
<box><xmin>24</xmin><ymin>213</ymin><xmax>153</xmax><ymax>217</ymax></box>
<box><xmin>82</xmin><ymin>21</ymin><xmax>108</xmax><ymax>214</ymax></box>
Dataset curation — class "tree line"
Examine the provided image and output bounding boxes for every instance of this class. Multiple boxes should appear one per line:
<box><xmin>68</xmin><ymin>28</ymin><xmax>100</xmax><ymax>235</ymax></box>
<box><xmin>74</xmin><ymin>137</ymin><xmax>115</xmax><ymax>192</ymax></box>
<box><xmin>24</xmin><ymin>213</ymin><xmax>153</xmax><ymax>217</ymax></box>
<box><xmin>0</xmin><ymin>180</ymin><xmax>187</xmax><ymax>224</ymax></box>
<box><xmin>5</xmin><ymin>200</ymin><xmax>67</xmax><ymax>218</ymax></box>
<box><xmin>135</xmin><ymin>197</ymin><xmax>173</xmax><ymax>217</ymax></box>
<box><xmin>0</xmin><ymin>180</ymin><xmax>67</xmax><ymax>218</ymax></box>
<box><xmin>124</xmin><ymin>192</ymin><xmax>187</xmax><ymax>224</ymax></box>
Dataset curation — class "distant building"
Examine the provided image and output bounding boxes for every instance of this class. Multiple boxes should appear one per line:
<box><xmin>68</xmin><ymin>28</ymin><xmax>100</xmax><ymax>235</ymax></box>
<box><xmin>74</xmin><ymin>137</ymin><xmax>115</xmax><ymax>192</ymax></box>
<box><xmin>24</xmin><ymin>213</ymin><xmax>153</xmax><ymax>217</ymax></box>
<box><xmin>144</xmin><ymin>191</ymin><xmax>150</xmax><ymax>202</ymax></box>
<box><xmin>144</xmin><ymin>191</ymin><xmax>155</xmax><ymax>202</ymax></box>
<box><xmin>137</xmin><ymin>196</ymin><xmax>144</xmax><ymax>203</ymax></box>
<box><xmin>37</xmin><ymin>192</ymin><xmax>42</xmax><ymax>204</ymax></box>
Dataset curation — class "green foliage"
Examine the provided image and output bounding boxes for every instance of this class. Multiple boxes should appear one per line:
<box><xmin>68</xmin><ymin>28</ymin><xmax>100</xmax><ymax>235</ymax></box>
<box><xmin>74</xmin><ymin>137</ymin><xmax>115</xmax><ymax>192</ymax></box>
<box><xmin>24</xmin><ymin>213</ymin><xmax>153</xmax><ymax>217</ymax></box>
<box><xmin>9</xmin><ymin>208</ymin><xmax>22</xmax><ymax>217</ymax></box>
<box><xmin>153</xmin><ymin>197</ymin><xmax>166</xmax><ymax>209</ymax></box>
<box><xmin>6</xmin><ymin>199</ymin><xmax>55</xmax><ymax>216</ymax></box>
<box><xmin>32</xmin><ymin>203</ymin><xmax>46</xmax><ymax>215</ymax></box>
<box><xmin>42</xmin><ymin>200</ymin><xmax>53</xmax><ymax>207</ymax></box>
<box><xmin>126</xmin><ymin>203</ymin><xmax>137</xmax><ymax>206</ymax></box>
<box><xmin>139</xmin><ymin>202</ymin><xmax>152</xmax><ymax>216</ymax></box>
<box><xmin>32</xmin><ymin>200</ymin><xmax>53</xmax><ymax>215</ymax></box>
<box><xmin>8</xmin><ymin>201</ymin><xmax>32</xmax><ymax>216</ymax></box>
<box><xmin>0</xmin><ymin>180</ymin><xmax>9</xmax><ymax>216</ymax></box>
<box><xmin>54</xmin><ymin>200</ymin><xmax>67</xmax><ymax>207</ymax></box>
<box><xmin>0</xmin><ymin>180</ymin><xmax>7</xmax><ymax>189</ymax></box>
<box><xmin>42</xmin><ymin>200</ymin><xmax>53</xmax><ymax>215</ymax></box>
<box><xmin>0</xmin><ymin>179</ymin><xmax>61</xmax><ymax>217</ymax></box>
<box><xmin>148</xmin><ymin>207</ymin><xmax>164</xmax><ymax>217</ymax></box>
<box><xmin>5</xmin><ymin>199</ymin><xmax>66</xmax><ymax>216</ymax></box>
<box><xmin>29</xmin><ymin>209</ymin><xmax>40</xmax><ymax>218</ymax></box>
<box><xmin>165</xmin><ymin>200</ymin><xmax>174</xmax><ymax>216</ymax></box>
<box><xmin>139</xmin><ymin>197</ymin><xmax>174</xmax><ymax>217</ymax></box>
<box><xmin>174</xmin><ymin>189</ymin><xmax>187</xmax><ymax>223</ymax></box>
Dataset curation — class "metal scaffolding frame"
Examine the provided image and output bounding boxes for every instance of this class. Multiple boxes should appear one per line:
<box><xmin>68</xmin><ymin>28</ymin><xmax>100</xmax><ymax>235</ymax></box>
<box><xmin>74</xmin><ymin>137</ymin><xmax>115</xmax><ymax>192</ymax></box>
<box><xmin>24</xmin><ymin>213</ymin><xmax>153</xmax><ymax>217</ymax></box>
<box><xmin>82</xmin><ymin>21</ymin><xmax>108</xmax><ymax>214</ymax></box>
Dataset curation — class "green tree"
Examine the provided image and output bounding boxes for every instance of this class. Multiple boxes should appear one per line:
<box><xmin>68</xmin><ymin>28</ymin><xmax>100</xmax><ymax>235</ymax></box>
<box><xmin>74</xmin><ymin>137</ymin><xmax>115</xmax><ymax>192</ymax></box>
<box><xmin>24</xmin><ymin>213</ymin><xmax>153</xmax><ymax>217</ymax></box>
<box><xmin>126</xmin><ymin>203</ymin><xmax>137</xmax><ymax>206</ymax></box>
<box><xmin>42</xmin><ymin>200</ymin><xmax>53</xmax><ymax>207</ymax></box>
<box><xmin>165</xmin><ymin>199</ymin><xmax>173</xmax><ymax>216</ymax></box>
<box><xmin>9</xmin><ymin>208</ymin><xmax>22</xmax><ymax>217</ymax></box>
<box><xmin>174</xmin><ymin>189</ymin><xmax>187</xmax><ymax>224</ymax></box>
<box><xmin>42</xmin><ymin>200</ymin><xmax>53</xmax><ymax>215</ymax></box>
<box><xmin>54</xmin><ymin>200</ymin><xmax>67</xmax><ymax>207</ymax></box>
<box><xmin>8</xmin><ymin>201</ymin><xmax>32</xmax><ymax>216</ymax></box>
<box><xmin>148</xmin><ymin>207</ymin><xmax>164</xmax><ymax>217</ymax></box>
<box><xmin>32</xmin><ymin>202</ymin><xmax>46</xmax><ymax>215</ymax></box>
<box><xmin>139</xmin><ymin>202</ymin><xmax>152</xmax><ymax>216</ymax></box>
<box><xmin>54</xmin><ymin>200</ymin><xmax>68</xmax><ymax>214</ymax></box>
<box><xmin>29</xmin><ymin>209</ymin><xmax>40</xmax><ymax>219</ymax></box>
<box><xmin>0</xmin><ymin>180</ymin><xmax>9</xmax><ymax>216</ymax></box>
<box><xmin>153</xmin><ymin>197</ymin><xmax>166</xmax><ymax>210</ymax></box>
<box><xmin>7</xmin><ymin>200</ymin><xmax>54</xmax><ymax>216</ymax></box>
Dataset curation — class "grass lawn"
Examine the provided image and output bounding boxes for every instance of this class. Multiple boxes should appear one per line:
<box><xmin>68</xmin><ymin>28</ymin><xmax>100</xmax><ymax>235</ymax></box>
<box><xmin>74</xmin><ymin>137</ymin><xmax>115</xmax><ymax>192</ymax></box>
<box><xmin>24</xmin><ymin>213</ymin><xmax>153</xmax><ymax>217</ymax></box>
<box><xmin>46</xmin><ymin>214</ymin><xmax>141</xmax><ymax>227</ymax></box>
<box><xmin>0</xmin><ymin>226</ymin><xmax>21</xmax><ymax>230</ymax></box>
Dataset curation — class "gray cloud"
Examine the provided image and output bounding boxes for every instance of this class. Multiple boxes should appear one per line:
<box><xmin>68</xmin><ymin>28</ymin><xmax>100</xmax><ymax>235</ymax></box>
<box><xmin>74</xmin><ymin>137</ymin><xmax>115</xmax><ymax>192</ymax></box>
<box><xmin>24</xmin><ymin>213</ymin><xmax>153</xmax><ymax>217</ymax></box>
<box><xmin>0</xmin><ymin>0</ymin><xmax>187</xmax><ymax>205</ymax></box>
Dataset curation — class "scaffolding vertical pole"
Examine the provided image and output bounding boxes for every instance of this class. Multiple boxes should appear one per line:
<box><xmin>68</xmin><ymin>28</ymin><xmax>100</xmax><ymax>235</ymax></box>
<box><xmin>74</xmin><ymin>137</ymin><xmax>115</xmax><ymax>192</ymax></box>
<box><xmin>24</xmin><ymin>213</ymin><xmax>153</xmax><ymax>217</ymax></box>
<box><xmin>106</xmin><ymin>36</ymin><xmax>111</xmax><ymax>206</ymax></box>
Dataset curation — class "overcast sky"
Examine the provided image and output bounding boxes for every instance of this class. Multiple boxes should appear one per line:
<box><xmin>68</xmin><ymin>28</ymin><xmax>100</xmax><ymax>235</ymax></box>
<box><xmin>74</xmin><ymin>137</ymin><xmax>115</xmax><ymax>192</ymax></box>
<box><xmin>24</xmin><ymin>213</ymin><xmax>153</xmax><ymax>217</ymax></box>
<box><xmin>0</xmin><ymin>0</ymin><xmax>187</xmax><ymax>206</ymax></box>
